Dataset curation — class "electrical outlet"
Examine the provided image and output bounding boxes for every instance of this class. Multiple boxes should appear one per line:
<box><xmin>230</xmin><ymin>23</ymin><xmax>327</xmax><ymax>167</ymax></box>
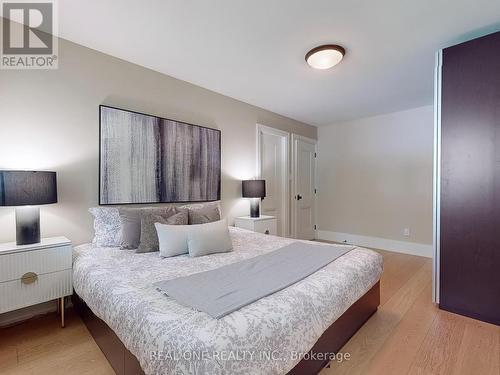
<box><xmin>404</xmin><ymin>228</ymin><xmax>411</xmax><ymax>237</ymax></box>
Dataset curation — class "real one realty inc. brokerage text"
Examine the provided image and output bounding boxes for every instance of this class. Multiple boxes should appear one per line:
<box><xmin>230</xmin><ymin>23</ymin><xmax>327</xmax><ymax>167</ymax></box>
<box><xmin>150</xmin><ymin>350</ymin><xmax>351</xmax><ymax>363</ymax></box>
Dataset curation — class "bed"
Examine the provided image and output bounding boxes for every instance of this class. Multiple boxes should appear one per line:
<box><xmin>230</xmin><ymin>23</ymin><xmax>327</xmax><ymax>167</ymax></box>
<box><xmin>72</xmin><ymin>227</ymin><xmax>382</xmax><ymax>375</ymax></box>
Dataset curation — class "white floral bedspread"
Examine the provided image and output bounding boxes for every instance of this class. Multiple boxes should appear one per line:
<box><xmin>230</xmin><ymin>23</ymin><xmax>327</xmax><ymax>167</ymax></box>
<box><xmin>73</xmin><ymin>227</ymin><xmax>382</xmax><ymax>375</ymax></box>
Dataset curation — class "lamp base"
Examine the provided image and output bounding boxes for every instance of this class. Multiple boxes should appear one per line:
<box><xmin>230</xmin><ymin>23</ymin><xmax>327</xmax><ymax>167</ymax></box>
<box><xmin>16</xmin><ymin>206</ymin><xmax>40</xmax><ymax>245</ymax></box>
<box><xmin>250</xmin><ymin>198</ymin><xmax>260</xmax><ymax>218</ymax></box>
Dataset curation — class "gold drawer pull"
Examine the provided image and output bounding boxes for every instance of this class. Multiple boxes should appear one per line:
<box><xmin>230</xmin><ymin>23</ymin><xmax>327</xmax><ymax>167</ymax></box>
<box><xmin>21</xmin><ymin>272</ymin><xmax>38</xmax><ymax>285</ymax></box>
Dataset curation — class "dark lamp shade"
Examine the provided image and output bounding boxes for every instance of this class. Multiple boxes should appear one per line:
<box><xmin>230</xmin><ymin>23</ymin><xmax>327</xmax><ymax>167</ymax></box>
<box><xmin>0</xmin><ymin>171</ymin><xmax>57</xmax><ymax>206</ymax></box>
<box><xmin>242</xmin><ymin>180</ymin><xmax>266</xmax><ymax>198</ymax></box>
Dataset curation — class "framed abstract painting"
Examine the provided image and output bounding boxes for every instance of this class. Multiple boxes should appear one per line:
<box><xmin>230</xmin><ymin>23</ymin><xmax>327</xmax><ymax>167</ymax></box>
<box><xmin>99</xmin><ymin>105</ymin><xmax>221</xmax><ymax>205</ymax></box>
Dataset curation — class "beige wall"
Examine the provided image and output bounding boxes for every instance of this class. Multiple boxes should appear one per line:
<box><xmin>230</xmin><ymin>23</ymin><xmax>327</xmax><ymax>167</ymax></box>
<box><xmin>317</xmin><ymin>106</ymin><xmax>433</xmax><ymax>246</ymax></box>
<box><xmin>0</xmin><ymin>37</ymin><xmax>316</xmax><ymax>245</ymax></box>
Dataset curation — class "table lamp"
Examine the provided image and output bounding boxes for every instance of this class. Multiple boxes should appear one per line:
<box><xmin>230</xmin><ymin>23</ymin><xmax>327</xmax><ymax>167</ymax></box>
<box><xmin>0</xmin><ymin>171</ymin><xmax>57</xmax><ymax>245</ymax></box>
<box><xmin>242</xmin><ymin>179</ymin><xmax>266</xmax><ymax>218</ymax></box>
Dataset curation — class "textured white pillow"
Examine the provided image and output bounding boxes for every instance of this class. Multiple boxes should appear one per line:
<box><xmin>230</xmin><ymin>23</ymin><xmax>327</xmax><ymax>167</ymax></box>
<box><xmin>155</xmin><ymin>222</ymin><xmax>189</xmax><ymax>258</ymax></box>
<box><xmin>88</xmin><ymin>207</ymin><xmax>122</xmax><ymax>247</ymax></box>
<box><xmin>187</xmin><ymin>219</ymin><xmax>233</xmax><ymax>257</ymax></box>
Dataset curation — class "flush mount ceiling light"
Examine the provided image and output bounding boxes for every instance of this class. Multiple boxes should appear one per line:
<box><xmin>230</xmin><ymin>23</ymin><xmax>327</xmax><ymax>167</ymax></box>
<box><xmin>305</xmin><ymin>44</ymin><xmax>345</xmax><ymax>70</ymax></box>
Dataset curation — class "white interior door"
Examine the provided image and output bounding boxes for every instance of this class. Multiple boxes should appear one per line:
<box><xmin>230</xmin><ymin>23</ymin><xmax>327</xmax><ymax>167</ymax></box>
<box><xmin>292</xmin><ymin>135</ymin><xmax>317</xmax><ymax>240</ymax></box>
<box><xmin>257</xmin><ymin>125</ymin><xmax>289</xmax><ymax>237</ymax></box>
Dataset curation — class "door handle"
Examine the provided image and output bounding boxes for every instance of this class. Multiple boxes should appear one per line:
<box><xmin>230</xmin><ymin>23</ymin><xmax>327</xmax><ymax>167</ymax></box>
<box><xmin>296</xmin><ymin>194</ymin><xmax>302</xmax><ymax>200</ymax></box>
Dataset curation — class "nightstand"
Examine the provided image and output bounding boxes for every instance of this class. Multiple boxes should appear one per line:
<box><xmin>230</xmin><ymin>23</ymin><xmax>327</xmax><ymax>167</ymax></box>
<box><xmin>0</xmin><ymin>237</ymin><xmax>72</xmax><ymax>327</ymax></box>
<box><xmin>234</xmin><ymin>215</ymin><xmax>278</xmax><ymax>235</ymax></box>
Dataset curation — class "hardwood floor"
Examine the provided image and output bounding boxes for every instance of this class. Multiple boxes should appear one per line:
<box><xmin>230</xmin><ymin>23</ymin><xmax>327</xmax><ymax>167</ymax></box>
<box><xmin>0</xmin><ymin>249</ymin><xmax>498</xmax><ymax>375</ymax></box>
<box><xmin>320</xmin><ymin>250</ymin><xmax>500</xmax><ymax>375</ymax></box>
<box><xmin>0</xmin><ymin>309</ymin><xmax>114</xmax><ymax>375</ymax></box>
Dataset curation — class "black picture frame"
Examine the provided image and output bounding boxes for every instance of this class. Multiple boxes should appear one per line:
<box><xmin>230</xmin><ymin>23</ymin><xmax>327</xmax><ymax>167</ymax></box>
<box><xmin>98</xmin><ymin>105</ymin><xmax>221</xmax><ymax>206</ymax></box>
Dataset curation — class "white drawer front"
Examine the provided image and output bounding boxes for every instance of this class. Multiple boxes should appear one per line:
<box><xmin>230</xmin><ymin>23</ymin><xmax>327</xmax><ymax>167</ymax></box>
<box><xmin>0</xmin><ymin>245</ymin><xmax>72</xmax><ymax>283</ymax></box>
<box><xmin>234</xmin><ymin>219</ymin><xmax>254</xmax><ymax>232</ymax></box>
<box><xmin>254</xmin><ymin>220</ymin><xmax>277</xmax><ymax>235</ymax></box>
<box><xmin>0</xmin><ymin>269</ymin><xmax>72</xmax><ymax>314</ymax></box>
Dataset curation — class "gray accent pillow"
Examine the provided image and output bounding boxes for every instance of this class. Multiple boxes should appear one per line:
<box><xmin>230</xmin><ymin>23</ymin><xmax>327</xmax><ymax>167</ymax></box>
<box><xmin>137</xmin><ymin>208</ymin><xmax>187</xmax><ymax>253</ymax></box>
<box><xmin>119</xmin><ymin>208</ymin><xmax>142</xmax><ymax>249</ymax></box>
<box><xmin>187</xmin><ymin>219</ymin><xmax>233</xmax><ymax>257</ymax></box>
<box><xmin>187</xmin><ymin>205</ymin><xmax>221</xmax><ymax>224</ymax></box>
<box><xmin>89</xmin><ymin>207</ymin><xmax>122</xmax><ymax>247</ymax></box>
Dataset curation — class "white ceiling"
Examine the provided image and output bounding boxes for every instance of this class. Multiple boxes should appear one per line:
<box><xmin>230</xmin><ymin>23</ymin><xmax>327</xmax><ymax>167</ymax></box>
<box><xmin>58</xmin><ymin>0</ymin><xmax>500</xmax><ymax>126</ymax></box>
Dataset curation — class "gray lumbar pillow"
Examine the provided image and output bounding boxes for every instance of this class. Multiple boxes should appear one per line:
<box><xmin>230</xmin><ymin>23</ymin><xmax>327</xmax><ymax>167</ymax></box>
<box><xmin>187</xmin><ymin>219</ymin><xmax>233</xmax><ymax>257</ymax></box>
<box><xmin>155</xmin><ymin>222</ymin><xmax>190</xmax><ymax>258</ymax></box>
<box><xmin>137</xmin><ymin>208</ymin><xmax>186</xmax><ymax>253</ymax></box>
<box><xmin>119</xmin><ymin>207</ymin><xmax>143</xmax><ymax>250</ymax></box>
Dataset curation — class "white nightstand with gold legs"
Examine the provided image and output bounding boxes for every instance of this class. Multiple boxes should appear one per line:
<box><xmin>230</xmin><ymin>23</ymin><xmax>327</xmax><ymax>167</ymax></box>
<box><xmin>234</xmin><ymin>215</ymin><xmax>278</xmax><ymax>236</ymax></box>
<box><xmin>0</xmin><ymin>237</ymin><xmax>73</xmax><ymax>328</ymax></box>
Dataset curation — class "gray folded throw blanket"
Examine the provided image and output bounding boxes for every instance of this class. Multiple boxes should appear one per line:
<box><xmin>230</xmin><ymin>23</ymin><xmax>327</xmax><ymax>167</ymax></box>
<box><xmin>154</xmin><ymin>241</ymin><xmax>354</xmax><ymax>318</ymax></box>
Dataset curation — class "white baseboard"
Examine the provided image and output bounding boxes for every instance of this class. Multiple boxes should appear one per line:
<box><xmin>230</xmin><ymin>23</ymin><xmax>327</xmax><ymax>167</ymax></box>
<box><xmin>316</xmin><ymin>230</ymin><xmax>433</xmax><ymax>258</ymax></box>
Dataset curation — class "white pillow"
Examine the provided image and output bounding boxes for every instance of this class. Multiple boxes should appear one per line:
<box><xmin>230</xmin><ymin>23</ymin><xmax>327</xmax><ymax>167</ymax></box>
<box><xmin>89</xmin><ymin>207</ymin><xmax>122</xmax><ymax>247</ymax></box>
<box><xmin>155</xmin><ymin>223</ymin><xmax>189</xmax><ymax>258</ymax></box>
<box><xmin>187</xmin><ymin>219</ymin><xmax>233</xmax><ymax>257</ymax></box>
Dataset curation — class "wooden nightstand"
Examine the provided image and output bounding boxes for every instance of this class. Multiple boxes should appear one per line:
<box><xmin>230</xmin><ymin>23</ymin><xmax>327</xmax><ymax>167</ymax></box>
<box><xmin>0</xmin><ymin>237</ymin><xmax>72</xmax><ymax>327</ymax></box>
<box><xmin>234</xmin><ymin>215</ymin><xmax>278</xmax><ymax>235</ymax></box>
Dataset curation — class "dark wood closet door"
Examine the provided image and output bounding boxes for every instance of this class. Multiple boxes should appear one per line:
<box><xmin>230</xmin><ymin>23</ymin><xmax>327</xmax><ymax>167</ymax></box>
<box><xmin>440</xmin><ymin>31</ymin><xmax>500</xmax><ymax>325</ymax></box>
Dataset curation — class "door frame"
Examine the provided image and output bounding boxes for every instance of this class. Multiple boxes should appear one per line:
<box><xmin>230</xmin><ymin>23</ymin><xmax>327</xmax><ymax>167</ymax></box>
<box><xmin>291</xmin><ymin>134</ymin><xmax>317</xmax><ymax>239</ymax></box>
<box><xmin>256</xmin><ymin>124</ymin><xmax>290</xmax><ymax>237</ymax></box>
